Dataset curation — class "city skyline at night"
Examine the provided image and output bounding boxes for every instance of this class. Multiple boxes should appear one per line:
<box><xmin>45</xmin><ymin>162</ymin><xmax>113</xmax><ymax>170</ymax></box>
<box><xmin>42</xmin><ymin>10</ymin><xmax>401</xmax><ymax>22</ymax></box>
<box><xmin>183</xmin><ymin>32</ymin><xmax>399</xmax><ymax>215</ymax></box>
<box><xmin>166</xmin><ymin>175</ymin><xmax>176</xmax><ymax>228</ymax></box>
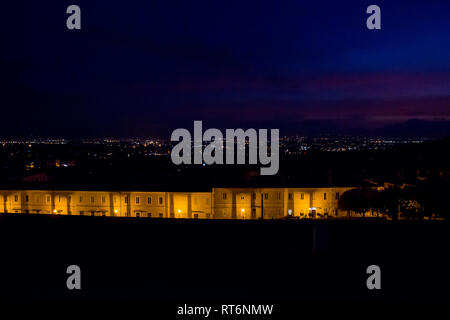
<box><xmin>1</xmin><ymin>0</ymin><xmax>450</xmax><ymax>307</ymax></box>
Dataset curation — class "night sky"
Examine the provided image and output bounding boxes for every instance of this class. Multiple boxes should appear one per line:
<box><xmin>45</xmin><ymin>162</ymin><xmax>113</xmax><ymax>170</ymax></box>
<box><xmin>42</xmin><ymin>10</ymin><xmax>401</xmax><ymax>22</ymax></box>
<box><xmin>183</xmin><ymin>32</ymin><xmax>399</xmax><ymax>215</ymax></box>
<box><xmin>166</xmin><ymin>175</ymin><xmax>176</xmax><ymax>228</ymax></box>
<box><xmin>1</xmin><ymin>0</ymin><xmax>450</xmax><ymax>138</ymax></box>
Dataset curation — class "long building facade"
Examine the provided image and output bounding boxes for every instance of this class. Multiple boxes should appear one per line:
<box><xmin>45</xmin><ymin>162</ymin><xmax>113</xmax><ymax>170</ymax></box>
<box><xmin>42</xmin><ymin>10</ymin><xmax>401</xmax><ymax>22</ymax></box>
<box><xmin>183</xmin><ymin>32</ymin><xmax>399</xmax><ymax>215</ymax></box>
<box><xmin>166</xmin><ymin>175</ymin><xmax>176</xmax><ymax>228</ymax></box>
<box><xmin>0</xmin><ymin>187</ymin><xmax>378</xmax><ymax>219</ymax></box>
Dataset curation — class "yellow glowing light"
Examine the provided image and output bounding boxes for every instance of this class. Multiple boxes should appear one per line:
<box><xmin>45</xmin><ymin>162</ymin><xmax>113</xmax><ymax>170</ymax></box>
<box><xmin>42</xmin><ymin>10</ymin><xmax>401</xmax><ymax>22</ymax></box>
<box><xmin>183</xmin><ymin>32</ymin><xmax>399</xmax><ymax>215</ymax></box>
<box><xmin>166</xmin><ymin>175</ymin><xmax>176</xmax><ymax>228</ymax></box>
<box><xmin>53</xmin><ymin>209</ymin><xmax>57</xmax><ymax>213</ymax></box>
<box><xmin>241</xmin><ymin>208</ymin><xmax>245</xmax><ymax>213</ymax></box>
<box><xmin>114</xmin><ymin>209</ymin><xmax>118</xmax><ymax>213</ymax></box>
<box><xmin>177</xmin><ymin>209</ymin><xmax>181</xmax><ymax>213</ymax></box>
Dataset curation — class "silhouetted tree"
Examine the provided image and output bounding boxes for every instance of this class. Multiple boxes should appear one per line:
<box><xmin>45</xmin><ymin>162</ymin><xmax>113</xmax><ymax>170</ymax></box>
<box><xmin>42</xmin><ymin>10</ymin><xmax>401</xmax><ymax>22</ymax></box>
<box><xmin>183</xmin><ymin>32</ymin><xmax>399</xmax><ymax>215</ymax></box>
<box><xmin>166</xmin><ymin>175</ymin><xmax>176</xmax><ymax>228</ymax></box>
<box><xmin>377</xmin><ymin>187</ymin><xmax>402</xmax><ymax>220</ymax></box>
<box><xmin>338</xmin><ymin>188</ymin><xmax>378</xmax><ymax>218</ymax></box>
<box><xmin>414</xmin><ymin>182</ymin><xmax>450</xmax><ymax>220</ymax></box>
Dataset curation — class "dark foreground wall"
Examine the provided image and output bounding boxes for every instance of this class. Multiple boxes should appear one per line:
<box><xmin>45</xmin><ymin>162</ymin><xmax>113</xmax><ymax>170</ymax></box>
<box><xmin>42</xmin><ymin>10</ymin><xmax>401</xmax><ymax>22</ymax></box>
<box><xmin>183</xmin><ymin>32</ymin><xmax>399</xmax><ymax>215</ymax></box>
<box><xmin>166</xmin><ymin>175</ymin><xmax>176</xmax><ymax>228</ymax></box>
<box><xmin>0</xmin><ymin>214</ymin><xmax>449</xmax><ymax>302</ymax></box>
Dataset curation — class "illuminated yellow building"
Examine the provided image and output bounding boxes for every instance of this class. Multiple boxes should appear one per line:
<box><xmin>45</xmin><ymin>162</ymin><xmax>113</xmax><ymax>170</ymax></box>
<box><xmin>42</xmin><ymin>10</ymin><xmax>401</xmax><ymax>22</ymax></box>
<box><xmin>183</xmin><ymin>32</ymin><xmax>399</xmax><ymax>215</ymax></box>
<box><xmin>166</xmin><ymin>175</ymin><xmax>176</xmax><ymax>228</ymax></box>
<box><xmin>213</xmin><ymin>187</ymin><xmax>356</xmax><ymax>219</ymax></box>
<box><xmin>0</xmin><ymin>187</ymin><xmax>377</xmax><ymax>219</ymax></box>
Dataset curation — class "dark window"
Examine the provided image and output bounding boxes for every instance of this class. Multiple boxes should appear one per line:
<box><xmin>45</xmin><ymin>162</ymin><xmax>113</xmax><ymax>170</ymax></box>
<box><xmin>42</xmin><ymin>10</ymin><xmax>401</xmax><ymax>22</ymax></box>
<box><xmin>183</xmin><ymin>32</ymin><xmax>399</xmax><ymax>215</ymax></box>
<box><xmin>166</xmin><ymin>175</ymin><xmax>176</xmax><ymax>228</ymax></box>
<box><xmin>301</xmin><ymin>193</ymin><xmax>304</xmax><ymax>200</ymax></box>
<box><xmin>288</xmin><ymin>193</ymin><xmax>293</xmax><ymax>200</ymax></box>
<box><xmin>324</xmin><ymin>193</ymin><xmax>327</xmax><ymax>200</ymax></box>
<box><xmin>335</xmin><ymin>192</ymin><xmax>340</xmax><ymax>200</ymax></box>
<box><xmin>159</xmin><ymin>197</ymin><xmax>163</xmax><ymax>205</ymax></box>
<box><xmin>147</xmin><ymin>197</ymin><xmax>152</xmax><ymax>204</ymax></box>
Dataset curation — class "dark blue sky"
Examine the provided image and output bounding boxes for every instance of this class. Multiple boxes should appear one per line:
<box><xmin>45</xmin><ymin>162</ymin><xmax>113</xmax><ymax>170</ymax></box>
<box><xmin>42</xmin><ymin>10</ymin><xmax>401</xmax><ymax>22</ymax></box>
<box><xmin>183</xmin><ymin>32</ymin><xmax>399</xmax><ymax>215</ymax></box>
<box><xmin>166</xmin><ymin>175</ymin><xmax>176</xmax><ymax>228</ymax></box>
<box><xmin>1</xmin><ymin>0</ymin><xmax>450</xmax><ymax>137</ymax></box>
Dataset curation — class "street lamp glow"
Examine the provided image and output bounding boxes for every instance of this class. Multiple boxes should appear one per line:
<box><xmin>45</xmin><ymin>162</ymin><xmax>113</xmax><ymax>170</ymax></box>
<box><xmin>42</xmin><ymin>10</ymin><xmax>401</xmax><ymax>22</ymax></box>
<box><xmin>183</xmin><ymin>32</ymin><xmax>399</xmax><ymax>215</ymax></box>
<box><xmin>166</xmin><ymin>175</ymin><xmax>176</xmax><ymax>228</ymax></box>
<box><xmin>241</xmin><ymin>208</ymin><xmax>245</xmax><ymax>213</ymax></box>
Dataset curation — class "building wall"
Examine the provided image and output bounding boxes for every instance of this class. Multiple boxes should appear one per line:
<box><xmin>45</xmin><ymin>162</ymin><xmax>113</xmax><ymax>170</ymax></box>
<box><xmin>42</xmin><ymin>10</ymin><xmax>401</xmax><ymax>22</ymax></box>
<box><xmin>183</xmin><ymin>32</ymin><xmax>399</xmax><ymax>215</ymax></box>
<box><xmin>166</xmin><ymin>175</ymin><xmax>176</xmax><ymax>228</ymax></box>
<box><xmin>212</xmin><ymin>187</ymin><xmax>356</xmax><ymax>219</ymax></box>
<box><xmin>0</xmin><ymin>187</ymin><xmax>374</xmax><ymax>219</ymax></box>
